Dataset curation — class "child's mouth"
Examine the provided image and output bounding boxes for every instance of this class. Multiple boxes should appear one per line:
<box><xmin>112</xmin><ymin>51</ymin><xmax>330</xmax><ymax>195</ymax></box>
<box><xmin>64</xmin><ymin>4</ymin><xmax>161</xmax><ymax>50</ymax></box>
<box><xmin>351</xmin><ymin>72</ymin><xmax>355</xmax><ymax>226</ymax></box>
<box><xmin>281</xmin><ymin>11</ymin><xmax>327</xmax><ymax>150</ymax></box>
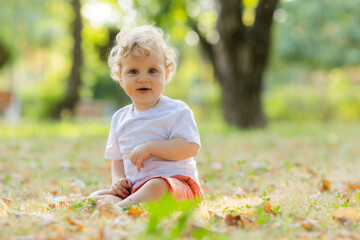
<box><xmin>137</xmin><ymin>88</ymin><xmax>151</xmax><ymax>93</ymax></box>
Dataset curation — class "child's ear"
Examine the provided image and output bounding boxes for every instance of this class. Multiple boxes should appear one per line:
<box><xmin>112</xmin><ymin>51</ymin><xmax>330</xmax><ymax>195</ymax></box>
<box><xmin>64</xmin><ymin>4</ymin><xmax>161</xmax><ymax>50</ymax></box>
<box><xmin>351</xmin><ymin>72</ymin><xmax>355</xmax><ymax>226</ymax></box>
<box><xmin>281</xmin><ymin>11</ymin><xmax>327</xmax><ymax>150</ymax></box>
<box><xmin>117</xmin><ymin>73</ymin><xmax>123</xmax><ymax>87</ymax></box>
<box><xmin>165</xmin><ymin>68</ymin><xmax>170</xmax><ymax>82</ymax></box>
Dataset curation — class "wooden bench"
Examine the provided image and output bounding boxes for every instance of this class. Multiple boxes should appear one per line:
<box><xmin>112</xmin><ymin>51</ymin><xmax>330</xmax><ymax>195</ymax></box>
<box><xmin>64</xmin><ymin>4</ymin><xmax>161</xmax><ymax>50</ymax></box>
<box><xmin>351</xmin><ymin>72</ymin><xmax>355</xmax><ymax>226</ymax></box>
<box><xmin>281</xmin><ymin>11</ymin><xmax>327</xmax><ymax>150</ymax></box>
<box><xmin>0</xmin><ymin>91</ymin><xmax>12</xmax><ymax>111</ymax></box>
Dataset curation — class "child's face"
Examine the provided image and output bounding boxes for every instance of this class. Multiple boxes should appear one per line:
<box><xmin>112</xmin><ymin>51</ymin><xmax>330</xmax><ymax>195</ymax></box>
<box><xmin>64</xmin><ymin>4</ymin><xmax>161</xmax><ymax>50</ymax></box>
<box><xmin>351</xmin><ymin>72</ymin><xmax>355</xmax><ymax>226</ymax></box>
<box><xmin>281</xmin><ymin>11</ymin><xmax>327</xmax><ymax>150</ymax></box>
<box><xmin>119</xmin><ymin>48</ymin><xmax>168</xmax><ymax>112</ymax></box>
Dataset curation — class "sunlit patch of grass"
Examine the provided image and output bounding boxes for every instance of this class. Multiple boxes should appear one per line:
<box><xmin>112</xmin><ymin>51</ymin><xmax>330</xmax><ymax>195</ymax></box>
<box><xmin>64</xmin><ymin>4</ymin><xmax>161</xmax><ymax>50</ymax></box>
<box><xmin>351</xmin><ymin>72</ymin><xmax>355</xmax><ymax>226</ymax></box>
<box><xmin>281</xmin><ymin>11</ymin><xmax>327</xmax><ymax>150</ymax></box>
<box><xmin>1</xmin><ymin>119</ymin><xmax>360</xmax><ymax>239</ymax></box>
<box><xmin>0</xmin><ymin>119</ymin><xmax>109</xmax><ymax>139</ymax></box>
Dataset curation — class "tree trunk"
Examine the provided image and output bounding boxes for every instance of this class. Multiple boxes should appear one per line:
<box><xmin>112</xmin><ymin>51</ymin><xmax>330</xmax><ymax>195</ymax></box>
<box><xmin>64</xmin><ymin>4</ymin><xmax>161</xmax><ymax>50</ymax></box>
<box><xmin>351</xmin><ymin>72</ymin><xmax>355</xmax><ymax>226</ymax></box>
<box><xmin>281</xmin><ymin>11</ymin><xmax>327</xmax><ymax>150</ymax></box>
<box><xmin>52</xmin><ymin>0</ymin><xmax>82</xmax><ymax>118</ymax></box>
<box><xmin>196</xmin><ymin>0</ymin><xmax>278</xmax><ymax>128</ymax></box>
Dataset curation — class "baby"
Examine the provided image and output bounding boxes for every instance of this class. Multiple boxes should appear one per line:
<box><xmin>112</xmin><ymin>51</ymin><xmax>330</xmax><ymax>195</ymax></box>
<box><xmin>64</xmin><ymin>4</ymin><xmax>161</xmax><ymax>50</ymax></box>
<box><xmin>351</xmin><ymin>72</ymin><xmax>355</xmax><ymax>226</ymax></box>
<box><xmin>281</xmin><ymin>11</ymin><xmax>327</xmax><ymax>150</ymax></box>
<box><xmin>89</xmin><ymin>25</ymin><xmax>203</xmax><ymax>208</ymax></box>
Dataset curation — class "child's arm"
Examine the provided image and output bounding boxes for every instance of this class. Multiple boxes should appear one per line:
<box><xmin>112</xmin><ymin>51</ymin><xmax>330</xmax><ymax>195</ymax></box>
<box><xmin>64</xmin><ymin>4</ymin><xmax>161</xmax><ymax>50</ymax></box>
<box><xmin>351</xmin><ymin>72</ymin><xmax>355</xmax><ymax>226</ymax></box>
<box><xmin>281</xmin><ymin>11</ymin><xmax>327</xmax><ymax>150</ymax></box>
<box><xmin>110</xmin><ymin>160</ymin><xmax>132</xmax><ymax>199</ymax></box>
<box><xmin>111</xmin><ymin>160</ymin><xmax>126</xmax><ymax>182</ymax></box>
<box><xmin>130</xmin><ymin>138</ymin><xmax>200</xmax><ymax>171</ymax></box>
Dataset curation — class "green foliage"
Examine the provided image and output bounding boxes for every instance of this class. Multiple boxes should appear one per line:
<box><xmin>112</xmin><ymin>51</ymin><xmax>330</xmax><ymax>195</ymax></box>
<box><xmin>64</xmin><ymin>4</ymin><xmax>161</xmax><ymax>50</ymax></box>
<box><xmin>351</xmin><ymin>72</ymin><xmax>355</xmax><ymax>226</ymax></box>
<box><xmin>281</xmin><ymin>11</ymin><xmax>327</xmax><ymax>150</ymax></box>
<box><xmin>254</xmin><ymin>204</ymin><xmax>269</xmax><ymax>225</ymax></box>
<box><xmin>274</xmin><ymin>0</ymin><xmax>360</xmax><ymax>68</ymax></box>
<box><xmin>265</xmin><ymin>69</ymin><xmax>360</xmax><ymax>122</ymax></box>
<box><xmin>145</xmin><ymin>194</ymin><xmax>197</xmax><ymax>236</ymax></box>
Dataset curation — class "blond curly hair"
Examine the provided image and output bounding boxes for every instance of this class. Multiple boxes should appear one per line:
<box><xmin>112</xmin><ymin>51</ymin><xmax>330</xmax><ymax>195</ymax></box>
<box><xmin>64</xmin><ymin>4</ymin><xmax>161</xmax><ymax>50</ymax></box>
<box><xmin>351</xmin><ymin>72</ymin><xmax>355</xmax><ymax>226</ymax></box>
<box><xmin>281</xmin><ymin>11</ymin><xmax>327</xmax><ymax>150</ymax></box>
<box><xmin>108</xmin><ymin>25</ymin><xmax>176</xmax><ymax>83</ymax></box>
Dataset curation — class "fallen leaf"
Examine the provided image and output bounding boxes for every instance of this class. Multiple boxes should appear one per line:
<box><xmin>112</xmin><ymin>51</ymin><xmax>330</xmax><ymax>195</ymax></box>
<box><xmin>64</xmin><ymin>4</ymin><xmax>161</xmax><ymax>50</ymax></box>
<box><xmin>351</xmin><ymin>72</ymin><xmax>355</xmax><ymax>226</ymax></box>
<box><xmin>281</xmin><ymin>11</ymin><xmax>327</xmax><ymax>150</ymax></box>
<box><xmin>225</xmin><ymin>213</ymin><xmax>241</xmax><ymax>226</ymax></box>
<box><xmin>240</xmin><ymin>216</ymin><xmax>256</xmax><ymax>229</ymax></box>
<box><xmin>48</xmin><ymin>203</ymin><xmax>56</xmax><ymax>209</ymax></box>
<box><xmin>301</xmin><ymin>218</ymin><xmax>320</xmax><ymax>231</ymax></box>
<box><xmin>247</xmin><ymin>175</ymin><xmax>261</xmax><ymax>182</ymax></box>
<box><xmin>75</xmin><ymin>224</ymin><xmax>85</xmax><ymax>232</ymax></box>
<box><xmin>263</xmin><ymin>202</ymin><xmax>277</xmax><ymax>216</ymax></box>
<box><xmin>224</xmin><ymin>213</ymin><xmax>256</xmax><ymax>229</ymax></box>
<box><xmin>332</xmin><ymin>208</ymin><xmax>360</xmax><ymax>223</ymax></box>
<box><xmin>320</xmin><ymin>179</ymin><xmax>331</xmax><ymax>192</ymax></box>
<box><xmin>208</xmin><ymin>210</ymin><xmax>224</xmax><ymax>220</ymax></box>
<box><xmin>305</xmin><ymin>167</ymin><xmax>317</xmax><ymax>176</ymax></box>
<box><xmin>49</xmin><ymin>190</ymin><xmax>58</xmax><ymax>196</ymax></box>
<box><xmin>65</xmin><ymin>216</ymin><xmax>80</xmax><ymax>225</ymax></box>
<box><xmin>2</xmin><ymin>197</ymin><xmax>12</xmax><ymax>206</ymax></box>
<box><xmin>50</xmin><ymin>180</ymin><xmax>59</xmax><ymax>185</ymax></box>
<box><xmin>65</xmin><ymin>216</ymin><xmax>85</xmax><ymax>232</ymax></box>
<box><xmin>127</xmin><ymin>206</ymin><xmax>145</xmax><ymax>216</ymax></box>
<box><xmin>244</xmin><ymin>211</ymin><xmax>255</xmax><ymax>217</ymax></box>
<box><xmin>23</xmin><ymin>177</ymin><xmax>31</xmax><ymax>184</ymax></box>
<box><xmin>347</xmin><ymin>182</ymin><xmax>360</xmax><ymax>190</ymax></box>
<box><xmin>86</xmin><ymin>205</ymin><xmax>93</xmax><ymax>214</ymax></box>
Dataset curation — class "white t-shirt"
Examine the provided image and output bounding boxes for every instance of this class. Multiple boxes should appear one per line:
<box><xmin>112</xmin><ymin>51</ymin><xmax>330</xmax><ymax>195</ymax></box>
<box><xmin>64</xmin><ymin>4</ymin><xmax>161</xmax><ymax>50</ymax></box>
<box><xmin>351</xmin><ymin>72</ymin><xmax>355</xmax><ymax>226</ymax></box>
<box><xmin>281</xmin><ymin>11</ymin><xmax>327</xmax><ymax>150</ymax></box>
<box><xmin>105</xmin><ymin>95</ymin><xmax>201</xmax><ymax>190</ymax></box>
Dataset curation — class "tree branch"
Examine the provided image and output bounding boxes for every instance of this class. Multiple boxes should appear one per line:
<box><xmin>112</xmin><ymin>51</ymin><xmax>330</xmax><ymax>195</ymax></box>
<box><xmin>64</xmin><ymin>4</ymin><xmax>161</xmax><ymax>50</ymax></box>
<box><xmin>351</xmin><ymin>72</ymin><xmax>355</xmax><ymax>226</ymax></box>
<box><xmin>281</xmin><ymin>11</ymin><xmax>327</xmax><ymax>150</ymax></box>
<box><xmin>217</xmin><ymin>0</ymin><xmax>246</xmax><ymax>43</ymax></box>
<box><xmin>252</xmin><ymin>0</ymin><xmax>279</xmax><ymax>58</ymax></box>
<box><xmin>188</xmin><ymin>18</ymin><xmax>215</xmax><ymax>67</ymax></box>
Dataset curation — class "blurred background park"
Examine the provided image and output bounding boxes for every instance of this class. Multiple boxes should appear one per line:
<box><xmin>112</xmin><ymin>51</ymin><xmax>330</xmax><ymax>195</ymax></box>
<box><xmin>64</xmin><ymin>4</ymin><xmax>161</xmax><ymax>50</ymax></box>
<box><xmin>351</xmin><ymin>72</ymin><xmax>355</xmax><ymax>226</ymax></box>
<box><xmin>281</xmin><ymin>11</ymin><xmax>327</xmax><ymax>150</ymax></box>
<box><xmin>0</xmin><ymin>0</ymin><xmax>360</xmax><ymax>127</ymax></box>
<box><xmin>1</xmin><ymin>1</ymin><xmax>360</xmax><ymax>238</ymax></box>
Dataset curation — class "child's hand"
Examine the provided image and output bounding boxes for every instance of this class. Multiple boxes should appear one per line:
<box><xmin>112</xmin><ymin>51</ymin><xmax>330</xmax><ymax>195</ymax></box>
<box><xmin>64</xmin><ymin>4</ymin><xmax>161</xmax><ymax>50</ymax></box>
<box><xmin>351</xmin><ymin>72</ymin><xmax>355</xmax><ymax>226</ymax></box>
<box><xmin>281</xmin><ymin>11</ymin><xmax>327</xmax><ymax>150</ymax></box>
<box><xmin>130</xmin><ymin>143</ymin><xmax>151</xmax><ymax>172</ymax></box>
<box><xmin>110</xmin><ymin>178</ymin><xmax>132</xmax><ymax>199</ymax></box>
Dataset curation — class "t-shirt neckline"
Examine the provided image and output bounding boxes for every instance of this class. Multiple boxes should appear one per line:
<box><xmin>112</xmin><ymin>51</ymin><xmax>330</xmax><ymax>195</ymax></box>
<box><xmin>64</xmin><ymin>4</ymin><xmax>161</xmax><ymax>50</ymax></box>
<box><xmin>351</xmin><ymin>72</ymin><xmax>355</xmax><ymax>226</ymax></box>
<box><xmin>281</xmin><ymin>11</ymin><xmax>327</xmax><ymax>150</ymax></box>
<box><xmin>131</xmin><ymin>95</ymin><xmax>165</xmax><ymax>115</ymax></box>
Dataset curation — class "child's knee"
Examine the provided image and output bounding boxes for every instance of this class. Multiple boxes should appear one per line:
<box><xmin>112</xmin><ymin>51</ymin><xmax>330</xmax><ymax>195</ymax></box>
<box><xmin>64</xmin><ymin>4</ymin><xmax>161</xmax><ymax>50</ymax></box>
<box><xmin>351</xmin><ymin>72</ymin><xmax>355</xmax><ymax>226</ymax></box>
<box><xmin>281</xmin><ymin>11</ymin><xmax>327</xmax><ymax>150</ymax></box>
<box><xmin>88</xmin><ymin>192</ymin><xmax>100</xmax><ymax>202</ymax></box>
<box><xmin>147</xmin><ymin>178</ymin><xmax>170</xmax><ymax>193</ymax></box>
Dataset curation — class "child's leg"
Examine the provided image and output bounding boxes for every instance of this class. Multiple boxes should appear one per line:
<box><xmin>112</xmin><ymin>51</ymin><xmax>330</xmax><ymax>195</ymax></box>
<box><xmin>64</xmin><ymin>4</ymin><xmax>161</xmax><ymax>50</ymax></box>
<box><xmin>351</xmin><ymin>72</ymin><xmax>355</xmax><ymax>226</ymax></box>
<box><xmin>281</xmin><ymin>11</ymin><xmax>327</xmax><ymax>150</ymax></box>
<box><xmin>116</xmin><ymin>178</ymin><xmax>170</xmax><ymax>208</ymax></box>
<box><xmin>88</xmin><ymin>189</ymin><xmax>122</xmax><ymax>203</ymax></box>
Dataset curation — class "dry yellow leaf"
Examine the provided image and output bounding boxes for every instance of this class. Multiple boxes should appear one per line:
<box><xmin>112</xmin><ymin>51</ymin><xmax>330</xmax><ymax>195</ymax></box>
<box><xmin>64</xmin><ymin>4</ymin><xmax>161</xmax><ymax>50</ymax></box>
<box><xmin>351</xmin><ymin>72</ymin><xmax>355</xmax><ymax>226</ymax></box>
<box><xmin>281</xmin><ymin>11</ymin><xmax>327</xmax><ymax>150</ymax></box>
<box><xmin>244</xmin><ymin>211</ymin><xmax>255</xmax><ymax>217</ymax></box>
<box><xmin>127</xmin><ymin>206</ymin><xmax>145</xmax><ymax>216</ymax></box>
<box><xmin>208</xmin><ymin>210</ymin><xmax>224</xmax><ymax>219</ymax></box>
<box><xmin>301</xmin><ymin>218</ymin><xmax>320</xmax><ymax>231</ymax></box>
<box><xmin>263</xmin><ymin>202</ymin><xmax>277</xmax><ymax>216</ymax></box>
<box><xmin>65</xmin><ymin>216</ymin><xmax>80</xmax><ymax>226</ymax></box>
<box><xmin>320</xmin><ymin>179</ymin><xmax>331</xmax><ymax>192</ymax></box>
<box><xmin>347</xmin><ymin>182</ymin><xmax>360</xmax><ymax>190</ymax></box>
<box><xmin>332</xmin><ymin>208</ymin><xmax>360</xmax><ymax>222</ymax></box>
<box><xmin>2</xmin><ymin>197</ymin><xmax>12</xmax><ymax>206</ymax></box>
<box><xmin>225</xmin><ymin>213</ymin><xmax>241</xmax><ymax>226</ymax></box>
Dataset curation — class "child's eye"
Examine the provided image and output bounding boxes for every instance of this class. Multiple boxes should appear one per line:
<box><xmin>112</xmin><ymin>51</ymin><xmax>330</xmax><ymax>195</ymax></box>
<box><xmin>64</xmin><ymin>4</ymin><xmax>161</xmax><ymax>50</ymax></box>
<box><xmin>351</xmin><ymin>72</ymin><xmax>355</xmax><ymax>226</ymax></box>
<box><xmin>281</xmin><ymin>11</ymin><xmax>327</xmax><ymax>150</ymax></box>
<box><xmin>129</xmin><ymin>69</ymin><xmax>138</xmax><ymax>74</ymax></box>
<box><xmin>148</xmin><ymin>68</ymin><xmax>157</xmax><ymax>74</ymax></box>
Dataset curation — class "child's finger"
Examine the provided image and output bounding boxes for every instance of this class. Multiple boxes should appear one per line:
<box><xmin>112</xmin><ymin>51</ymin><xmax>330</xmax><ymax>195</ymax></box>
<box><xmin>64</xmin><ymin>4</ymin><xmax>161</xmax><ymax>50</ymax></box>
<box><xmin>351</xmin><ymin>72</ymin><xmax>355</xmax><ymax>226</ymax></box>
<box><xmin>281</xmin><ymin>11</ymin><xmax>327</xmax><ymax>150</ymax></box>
<box><xmin>121</xmin><ymin>180</ymin><xmax>130</xmax><ymax>189</ymax></box>
<box><xmin>115</xmin><ymin>182</ymin><xmax>129</xmax><ymax>195</ymax></box>
<box><xmin>110</xmin><ymin>188</ymin><xmax>116</xmax><ymax>195</ymax></box>
<box><xmin>111</xmin><ymin>186</ymin><xmax>125</xmax><ymax>198</ymax></box>
<box><xmin>126</xmin><ymin>179</ymin><xmax>132</xmax><ymax>187</ymax></box>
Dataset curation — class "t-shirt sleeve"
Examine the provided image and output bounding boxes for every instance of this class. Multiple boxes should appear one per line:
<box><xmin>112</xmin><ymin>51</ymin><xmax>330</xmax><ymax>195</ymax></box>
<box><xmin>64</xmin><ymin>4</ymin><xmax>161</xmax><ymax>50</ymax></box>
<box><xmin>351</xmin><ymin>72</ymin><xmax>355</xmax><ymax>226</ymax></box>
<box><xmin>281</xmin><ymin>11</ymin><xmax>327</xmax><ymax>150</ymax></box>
<box><xmin>169</xmin><ymin>106</ymin><xmax>201</xmax><ymax>147</ymax></box>
<box><xmin>104</xmin><ymin>115</ymin><xmax>123</xmax><ymax>160</ymax></box>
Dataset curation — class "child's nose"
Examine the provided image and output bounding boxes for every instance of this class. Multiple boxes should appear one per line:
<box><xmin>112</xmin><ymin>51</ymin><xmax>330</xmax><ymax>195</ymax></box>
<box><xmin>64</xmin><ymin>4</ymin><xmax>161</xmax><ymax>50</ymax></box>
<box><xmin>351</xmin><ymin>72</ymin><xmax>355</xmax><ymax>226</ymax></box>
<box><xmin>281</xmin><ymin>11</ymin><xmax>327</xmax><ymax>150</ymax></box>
<box><xmin>137</xmin><ymin>75</ymin><xmax>149</xmax><ymax>83</ymax></box>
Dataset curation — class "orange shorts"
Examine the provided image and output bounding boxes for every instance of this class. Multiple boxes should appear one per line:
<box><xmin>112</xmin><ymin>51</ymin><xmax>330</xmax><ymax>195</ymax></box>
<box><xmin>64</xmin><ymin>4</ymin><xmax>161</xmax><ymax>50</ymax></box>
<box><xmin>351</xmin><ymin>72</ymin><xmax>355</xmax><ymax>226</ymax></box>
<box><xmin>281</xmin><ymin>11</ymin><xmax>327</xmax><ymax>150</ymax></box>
<box><xmin>131</xmin><ymin>175</ymin><xmax>203</xmax><ymax>201</ymax></box>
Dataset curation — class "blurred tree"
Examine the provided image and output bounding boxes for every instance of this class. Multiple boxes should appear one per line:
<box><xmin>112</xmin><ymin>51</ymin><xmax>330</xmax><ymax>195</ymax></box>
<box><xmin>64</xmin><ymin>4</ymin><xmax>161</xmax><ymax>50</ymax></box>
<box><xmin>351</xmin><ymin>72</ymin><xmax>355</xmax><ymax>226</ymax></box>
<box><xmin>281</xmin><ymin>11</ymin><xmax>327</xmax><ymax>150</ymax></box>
<box><xmin>52</xmin><ymin>0</ymin><xmax>83</xmax><ymax>118</ymax></box>
<box><xmin>200</xmin><ymin>0</ymin><xmax>278</xmax><ymax>128</ymax></box>
<box><xmin>134</xmin><ymin>0</ymin><xmax>278</xmax><ymax>128</ymax></box>
<box><xmin>275</xmin><ymin>0</ymin><xmax>360</xmax><ymax>68</ymax></box>
<box><xmin>0</xmin><ymin>40</ymin><xmax>11</xmax><ymax>69</ymax></box>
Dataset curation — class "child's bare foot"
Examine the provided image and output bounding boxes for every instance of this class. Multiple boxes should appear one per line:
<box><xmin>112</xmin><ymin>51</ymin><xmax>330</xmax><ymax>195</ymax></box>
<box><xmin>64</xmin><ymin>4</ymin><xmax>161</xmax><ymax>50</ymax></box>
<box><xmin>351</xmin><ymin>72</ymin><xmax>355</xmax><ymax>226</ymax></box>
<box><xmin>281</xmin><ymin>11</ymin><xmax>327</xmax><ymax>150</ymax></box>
<box><xmin>95</xmin><ymin>195</ymin><xmax>122</xmax><ymax>206</ymax></box>
<box><xmin>115</xmin><ymin>201</ymin><xmax>128</xmax><ymax>208</ymax></box>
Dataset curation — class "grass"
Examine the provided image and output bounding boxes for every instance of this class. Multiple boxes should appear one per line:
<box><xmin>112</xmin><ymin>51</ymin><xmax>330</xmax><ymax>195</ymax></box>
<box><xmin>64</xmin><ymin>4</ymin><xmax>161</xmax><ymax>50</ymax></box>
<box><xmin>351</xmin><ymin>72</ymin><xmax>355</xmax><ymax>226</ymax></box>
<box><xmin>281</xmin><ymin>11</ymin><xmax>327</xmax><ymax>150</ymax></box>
<box><xmin>1</xmin><ymin>118</ymin><xmax>360</xmax><ymax>239</ymax></box>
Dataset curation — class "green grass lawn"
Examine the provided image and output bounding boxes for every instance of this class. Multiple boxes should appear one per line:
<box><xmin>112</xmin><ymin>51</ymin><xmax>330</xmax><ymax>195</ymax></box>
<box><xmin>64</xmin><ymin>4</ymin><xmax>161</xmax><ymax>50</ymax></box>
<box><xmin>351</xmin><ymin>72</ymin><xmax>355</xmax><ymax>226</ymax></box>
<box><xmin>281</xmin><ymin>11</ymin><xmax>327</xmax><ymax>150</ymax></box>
<box><xmin>1</xmin><ymin>118</ymin><xmax>360</xmax><ymax>239</ymax></box>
